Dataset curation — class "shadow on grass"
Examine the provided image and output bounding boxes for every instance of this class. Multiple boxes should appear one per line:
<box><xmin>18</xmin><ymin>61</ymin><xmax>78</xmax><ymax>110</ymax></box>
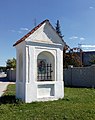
<box><xmin>0</xmin><ymin>95</ymin><xmax>22</xmax><ymax>104</ymax></box>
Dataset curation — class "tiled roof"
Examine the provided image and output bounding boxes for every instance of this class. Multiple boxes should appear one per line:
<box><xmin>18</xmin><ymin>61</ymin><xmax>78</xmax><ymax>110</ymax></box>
<box><xmin>13</xmin><ymin>19</ymin><xmax>64</xmax><ymax>46</ymax></box>
<box><xmin>13</xmin><ymin>19</ymin><xmax>49</xmax><ymax>46</ymax></box>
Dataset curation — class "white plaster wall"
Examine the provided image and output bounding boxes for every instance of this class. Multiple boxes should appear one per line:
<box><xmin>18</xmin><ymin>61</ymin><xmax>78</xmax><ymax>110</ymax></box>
<box><xmin>24</xmin><ymin>42</ymin><xmax>64</xmax><ymax>103</ymax></box>
<box><xmin>25</xmin><ymin>81</ymin><xmax>64</xmax><ymax>102</ymax></box>
<box><xmin>55</xmin><ymin>81</ymin><xmax>64</xmax><ymax>98</ymax></box>
<box><xmin>26</xmin><ymin>21</ymin><xmax>64</xmax><ymax>45</ymax></box>
<box><xmin>37</xmin><ymin>84</ymin><xmax>54</xmax><ymax>98</ymax></box>
<box><xmin>25</xmin><ymin>45</ymin><xmax>37</xmax><ymax>102</ymax></box>
<box><xmin>15</xmin><ymin>41</ymin><xmax>26</xmax><ymax>101</ymax></box>
<box><xmin>56</xmin><ymin>48</ymin><xmax>63</xmax><ymax>81</ymax></box>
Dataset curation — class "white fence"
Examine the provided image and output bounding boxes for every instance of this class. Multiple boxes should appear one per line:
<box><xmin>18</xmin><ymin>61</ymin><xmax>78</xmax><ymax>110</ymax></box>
<box><xmin>64</xmin><ymin>65</ymin><xmax>95</xmax><ymax>88</ymax></box>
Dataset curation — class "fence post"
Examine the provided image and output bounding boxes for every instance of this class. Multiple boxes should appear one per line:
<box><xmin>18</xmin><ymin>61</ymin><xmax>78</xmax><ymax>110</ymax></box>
<box><xmin>7</xmin><ymin>68</ymin><xmax>16</xmax><ymax>82</ymax></box>
<box><xmin>68</xmin><ymin>65</ymin><xmax>73</xmax><ymax>87</ymax></box>
<box><xmin>91</xmin><ymin>65</ymin><xmax>95</xmax><ymax>88</ymax></box>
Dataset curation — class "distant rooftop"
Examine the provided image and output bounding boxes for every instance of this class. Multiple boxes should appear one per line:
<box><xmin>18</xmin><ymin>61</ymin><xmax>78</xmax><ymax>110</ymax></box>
<box><xmin>78</xmin><ymin>44</ymin><xmax>95</xmax><ymax>52</ymax></box>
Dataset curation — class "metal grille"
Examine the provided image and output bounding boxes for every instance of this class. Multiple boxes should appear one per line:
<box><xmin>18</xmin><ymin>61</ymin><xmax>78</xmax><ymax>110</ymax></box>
<box><xmin>37</xmin><ymin>63</ymin><xmax>53</xmax><ymax>81</ymax></box>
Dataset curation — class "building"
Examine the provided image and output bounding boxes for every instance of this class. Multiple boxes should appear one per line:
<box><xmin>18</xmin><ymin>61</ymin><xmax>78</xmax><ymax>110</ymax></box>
<box><xmin>82</xmin><ymin>51</ymin><xmax>95</xmax><ymax>66</ymax></box>
<box><xmin>13</xmin><ymin>19</ymin><xmax>65</xmax><ymax>103</ymax></box>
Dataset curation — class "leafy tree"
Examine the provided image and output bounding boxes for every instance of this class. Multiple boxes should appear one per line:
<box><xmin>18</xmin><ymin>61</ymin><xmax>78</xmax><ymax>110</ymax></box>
<box><xmin>89</xmin><ymin>55</ymin><xmax>95</xmax><ymax>65</ymax></box>
<box><xmin>63</xmin><ymin>46</ymin><xmax>82</xmax><ymax>68</ymax></box>
<box><xmin>55</xmin><ymin>20</ymin><xmax>63</xmax><ymax>38</ymax></box>
<box><xmin>0</xmin><ymin>66</ymin><xmax>6</xmax><ymax>72</ymax></box>
<box><xmin>6</xmin><ymin>58</ymin><xmax>16</xmax><ymax>69</ymax></box>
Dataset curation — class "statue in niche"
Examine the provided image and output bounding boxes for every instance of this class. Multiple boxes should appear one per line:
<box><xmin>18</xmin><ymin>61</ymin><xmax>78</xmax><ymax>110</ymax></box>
<box><xmin>38</xmin><ymin>59</ymin><xmax>46</xmax><ymax>74</ymax></box>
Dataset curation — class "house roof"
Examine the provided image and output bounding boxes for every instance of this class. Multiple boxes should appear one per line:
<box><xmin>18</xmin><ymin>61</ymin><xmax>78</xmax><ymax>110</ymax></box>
<box><xmin>13</xmin><ymin>19</ymin><xmax>64</xmax><ymax>46</ymax></box>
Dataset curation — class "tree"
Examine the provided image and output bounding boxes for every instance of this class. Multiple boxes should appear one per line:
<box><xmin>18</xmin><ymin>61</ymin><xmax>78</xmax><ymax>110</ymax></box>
<box><xmin>0</xmin><ymin>66</ymin><xmax>6</xmax><ymax>72</ymax></box>
<box><xmin>55</xmin><ymin>20</ymin><xmax>63</xmax><ymax>38</ymax></box>
<box><xmin>63</xmin><ymin>46</ymin><xmax>82</xmax><ymax>68</ymax></box>
<box><xmin>89</xmin><ymin>55</ymin><xmax>95</xmax><ymax>65</ymax></box>
<box><xmin>6</xmin><ymin>58</ymin><xmax>16</xmax><ymax>69</ymax></box>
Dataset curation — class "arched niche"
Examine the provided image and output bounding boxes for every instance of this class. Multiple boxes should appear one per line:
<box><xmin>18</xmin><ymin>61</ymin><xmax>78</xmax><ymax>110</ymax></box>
<box><xmin>37</xmin><ymin>51</ymin><xmax>55</xmax><ymax>81</ymax></box>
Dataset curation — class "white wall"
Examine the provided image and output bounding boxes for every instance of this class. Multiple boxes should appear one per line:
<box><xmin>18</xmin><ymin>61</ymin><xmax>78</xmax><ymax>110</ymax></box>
<box><xmin>15</xmin><ymin>41</ymin><xmax>26</xmax><ymax>101</ymax></box>
<box><xmin>24</xmin><ymin>42</ymin><xmax>64</xmax><ymax>103</ymax></box>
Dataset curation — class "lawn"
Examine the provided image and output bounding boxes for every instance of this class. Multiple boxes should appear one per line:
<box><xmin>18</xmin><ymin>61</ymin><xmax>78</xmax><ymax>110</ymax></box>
<box><xmin>0</xmin><ymin>85</ymin><xmax>95</xmax><ymax>120</ymax></box>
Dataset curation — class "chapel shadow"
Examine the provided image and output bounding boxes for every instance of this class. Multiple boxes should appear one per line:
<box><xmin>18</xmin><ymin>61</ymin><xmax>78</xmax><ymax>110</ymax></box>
<box><xmin>0</xmin><ymin>95</ymin><xmax>16</xmax><ymax>104</ymax></box>
<box><xmin>0</xmin><ymin>95</ymin><xmax>21</xmax><ymax>104</ymax></box>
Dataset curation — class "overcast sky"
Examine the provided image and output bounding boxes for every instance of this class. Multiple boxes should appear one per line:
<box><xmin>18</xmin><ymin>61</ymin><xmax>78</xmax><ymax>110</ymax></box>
<box><xmin>0</xmin><ymin>0</ymin><xmax>95</xmax><ymax>66</ymax></box>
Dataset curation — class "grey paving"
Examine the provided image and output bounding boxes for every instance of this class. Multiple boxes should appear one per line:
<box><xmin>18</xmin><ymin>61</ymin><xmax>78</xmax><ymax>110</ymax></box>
<box><xmin>0</xmin><ymin>73</ymin><xmax>15</xmax><ymax>97</ymax></box>
<box><xmin>0</xmin><ymin>82</ymin><xmax>9</xmax><ymax>97</ymax></box>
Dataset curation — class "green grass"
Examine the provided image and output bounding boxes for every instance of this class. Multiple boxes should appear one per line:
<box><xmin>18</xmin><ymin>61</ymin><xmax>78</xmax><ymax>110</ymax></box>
<box><xmin>0</xmin><ymin>85</ymin><xmax>95</xmax><ymax>120</ymax></box>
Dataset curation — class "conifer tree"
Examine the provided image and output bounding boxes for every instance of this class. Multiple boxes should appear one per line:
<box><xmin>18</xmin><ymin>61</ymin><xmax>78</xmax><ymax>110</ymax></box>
<box><xmin>55</xmin><ymin>20</ymin><xmax>63</xmax><ymax>38</ymax></box>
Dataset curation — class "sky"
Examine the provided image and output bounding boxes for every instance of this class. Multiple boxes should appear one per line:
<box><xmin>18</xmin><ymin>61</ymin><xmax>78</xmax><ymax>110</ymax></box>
<box><xmin>0</xmin><ymin>0</ymin><xmax>95</xmax><ymax>66</ymax></box>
